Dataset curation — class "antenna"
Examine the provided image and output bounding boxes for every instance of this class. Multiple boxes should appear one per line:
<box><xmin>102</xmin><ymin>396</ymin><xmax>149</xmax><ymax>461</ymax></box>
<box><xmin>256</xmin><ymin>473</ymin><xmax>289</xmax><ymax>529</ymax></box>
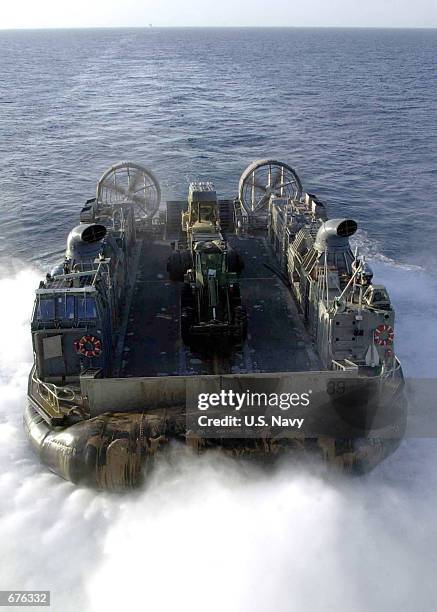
<box><xmin>324</xmin><ymin>249</ymin><xmax>329</xmax><ymax>306</ymax></box>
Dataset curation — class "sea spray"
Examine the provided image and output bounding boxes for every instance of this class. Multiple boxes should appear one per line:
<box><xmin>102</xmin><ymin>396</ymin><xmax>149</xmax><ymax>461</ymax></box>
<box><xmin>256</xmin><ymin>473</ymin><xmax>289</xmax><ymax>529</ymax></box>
<box><xmin>0</xmin><ymin>256</ymin><xmax>436</xmax><ymax>612</ymax></box>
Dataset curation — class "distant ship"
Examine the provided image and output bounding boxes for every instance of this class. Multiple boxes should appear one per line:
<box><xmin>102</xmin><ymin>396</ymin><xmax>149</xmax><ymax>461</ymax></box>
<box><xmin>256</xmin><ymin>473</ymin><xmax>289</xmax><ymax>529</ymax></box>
<box><xmin>25</xmin><ymin>159</ymin><xmax>406</xmax><ymax>488</ymax></box>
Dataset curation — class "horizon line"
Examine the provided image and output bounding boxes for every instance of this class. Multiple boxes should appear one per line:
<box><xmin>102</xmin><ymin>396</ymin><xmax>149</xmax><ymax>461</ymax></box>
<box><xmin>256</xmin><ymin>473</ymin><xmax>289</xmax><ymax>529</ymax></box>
<box><xmin>1</xmin><ymin>25</ymin><xmax>437</xmax><ymax>31</ymax></box>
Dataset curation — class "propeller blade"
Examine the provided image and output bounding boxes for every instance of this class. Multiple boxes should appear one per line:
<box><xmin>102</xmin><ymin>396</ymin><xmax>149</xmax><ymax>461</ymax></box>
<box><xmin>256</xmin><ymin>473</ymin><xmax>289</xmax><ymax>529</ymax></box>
<box><xmin>271</xmin><ymin>168</ymin><xmax>282</xmax><ymax>187</ymax></box>
<box><xmin>130</xmin><ymin>183</ymin><xmax>155</xmax><ymax>195</ymax></box>
<box><xmin>253</xmin><ymin>192</ymin><xmax>270</xmax><ymax>212</ymax></box>
<box><xmin>131</xmin><ymin>192</ymin><xmax>156</xmax><ymax>210</ymax></box>
<box><xmin>275</xmin><ymin>180</ymin><xmax>295</xmax><ymax>191</ymax></box>
<box><xmin>101</xmin><ymin>181</ymin><xmax>128</xmax><ymax>199</ymax></box>
<box><xmin>127</xmin><ymin>169</ymin><xmax>143</xmax><ymax>195</ymax></box>
<box><xmin>253</xmin><ymin>180</ymin><xmax>267</xmax><ymax>192</ymax></box>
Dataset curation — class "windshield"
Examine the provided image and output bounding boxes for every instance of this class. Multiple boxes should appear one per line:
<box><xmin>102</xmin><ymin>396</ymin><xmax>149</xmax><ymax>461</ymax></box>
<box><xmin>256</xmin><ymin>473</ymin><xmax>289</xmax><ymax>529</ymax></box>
<box><xmin>35</xmin><ymin>298</ymin><xmax>55</xmax><ymax>321</ymax></box>
<box><xmin>35</xmin><ymin>294</ymin><xmax>98</xmax><ymax>322</ymax></box>
<box><xmin>55</xmin><ymin>295</ymin><xmax>75</xmax><ymax>320</ymax></box>
<box><xmin>201</xmin><ymin>252</ymin><xmax>223</xmax><ymax>272</ymax></box>
<box><xmin>77</xmin><ymin>295</ymin><xmax>98</xmax><ymax>319</ymax></box>
<box><xmin>198</xmin><ymin>203</ymin><xmax>215</xmax><ymax>222</ymax></box>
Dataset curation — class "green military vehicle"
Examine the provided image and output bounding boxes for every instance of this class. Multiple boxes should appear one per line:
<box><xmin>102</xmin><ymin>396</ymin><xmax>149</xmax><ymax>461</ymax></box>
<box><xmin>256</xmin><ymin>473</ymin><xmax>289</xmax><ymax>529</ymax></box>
<box><xmin>167</xmin><ymin>182</ymin><xmax>246</xmax><ymax>347</ymax></box>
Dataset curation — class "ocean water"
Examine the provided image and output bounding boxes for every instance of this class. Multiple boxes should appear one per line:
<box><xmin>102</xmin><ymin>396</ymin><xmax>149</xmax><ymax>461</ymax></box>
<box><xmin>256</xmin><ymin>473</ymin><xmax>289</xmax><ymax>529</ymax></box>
<box><xmin>0</xmin><ymin>28</ymin><xmax>437</xmax><ymax>611</ymax></box>
<box><xmin>1</xmin><ymin>28</ymin><xmax>437</xmax><ymax>265</ymax></box>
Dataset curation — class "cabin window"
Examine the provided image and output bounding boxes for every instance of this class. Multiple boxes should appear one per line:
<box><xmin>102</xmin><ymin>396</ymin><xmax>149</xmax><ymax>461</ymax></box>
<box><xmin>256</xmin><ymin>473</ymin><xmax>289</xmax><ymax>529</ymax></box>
<box><xmin>372</xmin><ymin>289</ymin><xmax>389</xmax><ymax>303</ymax></box>
<box><xmin>201</xmin><ymin>252</ymin><xmax>222</xmax><ymax>273</ymax></box>
<box><xmin>36</xmin><ymin>298</ymin><xmax>55</xmax><ymax>321</ymax></box>
<box><xmin>77</xmin><ymin>295</ymin><xmax>97</xmax><ymax>319</ymax></box>
<box><xmin>199</xmin><ymin>204</ymin><xmax>214</xmax><ymax>222</ymax></box>
<box><xmin>55</xmin><ymin>295</ymin><xmax>75</xmax><ymax>320</ymax></box>
<box><xmin>66</xmin><ymin>295</ymin><xmax>75</xmax><ymax>319</ymax></box>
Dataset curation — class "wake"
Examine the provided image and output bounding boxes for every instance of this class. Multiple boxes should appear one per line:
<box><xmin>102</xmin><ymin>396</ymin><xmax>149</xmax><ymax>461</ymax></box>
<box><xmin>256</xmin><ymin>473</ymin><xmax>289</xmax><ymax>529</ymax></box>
<box><xmin>0</xmin><ymin>254</ymin><xmax>436</xmax><ymax>612</ymax></box>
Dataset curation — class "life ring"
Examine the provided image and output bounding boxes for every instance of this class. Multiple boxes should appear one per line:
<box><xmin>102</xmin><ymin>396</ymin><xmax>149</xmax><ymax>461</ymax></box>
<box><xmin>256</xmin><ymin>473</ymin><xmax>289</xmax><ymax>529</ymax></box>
<box><xmin>74</xmin><ymin>335</ymin><xmax>102</xmax><ymax>357</ymax></box>
<box><xmin>374</xmin><ymin>324</ymin><xmax>394</xmax><ymax>346</ymax></box>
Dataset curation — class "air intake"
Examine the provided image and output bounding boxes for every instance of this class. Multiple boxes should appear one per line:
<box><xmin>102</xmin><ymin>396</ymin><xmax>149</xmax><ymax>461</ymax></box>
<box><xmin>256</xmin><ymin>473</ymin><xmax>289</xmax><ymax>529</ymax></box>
<box><xmin>314</xmin><ymin>219</ymin><xmax>358</xmax><ymax>253</ymax></box>
<box><xmin>81</xmin><ymin>224</ymin><xmax>106</xmax><ymax>243</ymax></box>
<box><xmin>337</xmin><ymin>219</ymin><xmax>358</xmax><ymax>238</ymax></box>
<box><xmin>66</xmin><ymin>224</ymin><xmax>107</xmax><ymax>260</ymax></box>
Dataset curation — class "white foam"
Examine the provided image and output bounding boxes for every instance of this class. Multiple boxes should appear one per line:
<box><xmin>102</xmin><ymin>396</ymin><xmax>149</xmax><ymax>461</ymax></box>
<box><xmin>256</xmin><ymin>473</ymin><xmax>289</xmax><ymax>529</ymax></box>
<box><xmin>86</xmin><ymin>454</ymin><xmax>437</xmax><ymax>612</ymax></box>
<box><xmin>0</xmin><ymin>254</ymin><xmax>436</xmax><ymax>612</ymax></box>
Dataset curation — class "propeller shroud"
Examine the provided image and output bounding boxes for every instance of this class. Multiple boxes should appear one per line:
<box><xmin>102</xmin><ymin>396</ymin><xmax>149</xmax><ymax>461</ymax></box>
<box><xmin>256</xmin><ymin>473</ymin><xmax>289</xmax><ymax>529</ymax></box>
<box><xmin>96</xmin><ymin>161</ymin><xmax>161</xmax><ymax>222</ymax></box>
<box><xmin>238</xmin><ymin>159</ymin><xmax>302</xmax><ymax>218</ymax></box>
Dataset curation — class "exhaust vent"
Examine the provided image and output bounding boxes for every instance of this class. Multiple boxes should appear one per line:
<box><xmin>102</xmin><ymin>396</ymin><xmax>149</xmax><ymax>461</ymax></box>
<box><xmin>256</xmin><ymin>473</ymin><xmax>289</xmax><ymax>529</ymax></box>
<box><xmin>66</xmin><ymin>223</ymin><xmax>107</xmax><ymax>261</ymax></box>
<box><xmin>82</xmin><ymin>224</ymin><xmax>106</xmax><ymax>243</ymax></box>
<box><xmin>314</xmin><ymin>218</ymin><xmax>358</xmax><ymax>253</ymax></box>
<box><xmin>337</xmin><ymin>219</ymin><xmax>358</xmax><ymax>238</ymax></box>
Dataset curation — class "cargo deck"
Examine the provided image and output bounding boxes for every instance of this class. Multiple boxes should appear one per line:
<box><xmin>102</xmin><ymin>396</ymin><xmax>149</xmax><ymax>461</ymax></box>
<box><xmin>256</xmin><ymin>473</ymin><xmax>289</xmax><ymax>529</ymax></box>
<box><xmin>121</xmin><ymin>233</ymin><xmax>322</xmax><ymax>378</ymax></box>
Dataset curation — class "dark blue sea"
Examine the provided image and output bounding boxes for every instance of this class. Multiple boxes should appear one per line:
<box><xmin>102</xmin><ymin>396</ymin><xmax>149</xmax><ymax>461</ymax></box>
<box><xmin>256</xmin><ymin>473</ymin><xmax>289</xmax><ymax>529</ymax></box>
<box><xmin>0</xmin><ymin>28</ymin><xmax>437</xmax><ymax>612</ymax></box>
<box><xmin>1</xmin><ymin>28</ymin><xmax>436</xmax><ymax>266</ymax></box>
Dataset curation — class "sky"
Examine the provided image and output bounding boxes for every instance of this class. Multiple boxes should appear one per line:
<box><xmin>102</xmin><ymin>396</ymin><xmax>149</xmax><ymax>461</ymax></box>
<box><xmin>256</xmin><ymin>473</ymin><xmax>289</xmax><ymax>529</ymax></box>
<box><xmin>0</xmin><ymin>0</ymin><xmax>436</xmax><ymax>29</ymax></box>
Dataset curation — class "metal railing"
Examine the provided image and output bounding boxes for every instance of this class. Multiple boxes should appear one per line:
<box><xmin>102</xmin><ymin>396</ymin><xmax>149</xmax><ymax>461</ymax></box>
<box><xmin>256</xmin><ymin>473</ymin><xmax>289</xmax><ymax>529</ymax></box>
<box><xmin>332</xmin><ymin>359</ymin><xmax>359</xmax><ymax>371</ymax></box>
<box><xmin>29</xmin><ymin>363</ymin><xmax>82</xmax><ymax>421</ymax></box>
<box><xmin>380</xmin><ymin>356</ymin><xmax>403</xmax><ymax>380</ymax></box>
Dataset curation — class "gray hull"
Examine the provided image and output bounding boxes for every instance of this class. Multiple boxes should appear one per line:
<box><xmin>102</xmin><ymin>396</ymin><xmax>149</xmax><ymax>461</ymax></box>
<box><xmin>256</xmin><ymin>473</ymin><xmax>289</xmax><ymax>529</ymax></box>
<box><xmin>24</xmin><ymin>386</ymin><xmax>407</xmax><ymax>489</ymax></box>
<box><xmin>25</xmin><ymin>161</ymin><xmax>407</xmax><ymax>488</ymax></box>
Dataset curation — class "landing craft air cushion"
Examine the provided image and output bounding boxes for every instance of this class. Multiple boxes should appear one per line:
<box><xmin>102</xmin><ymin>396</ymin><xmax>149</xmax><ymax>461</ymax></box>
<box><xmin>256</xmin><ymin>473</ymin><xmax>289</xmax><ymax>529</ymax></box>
<box><xmin>25</xmin><ymin>160</ymin><xmax>406</xmax><ymax>488</ymax></box>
